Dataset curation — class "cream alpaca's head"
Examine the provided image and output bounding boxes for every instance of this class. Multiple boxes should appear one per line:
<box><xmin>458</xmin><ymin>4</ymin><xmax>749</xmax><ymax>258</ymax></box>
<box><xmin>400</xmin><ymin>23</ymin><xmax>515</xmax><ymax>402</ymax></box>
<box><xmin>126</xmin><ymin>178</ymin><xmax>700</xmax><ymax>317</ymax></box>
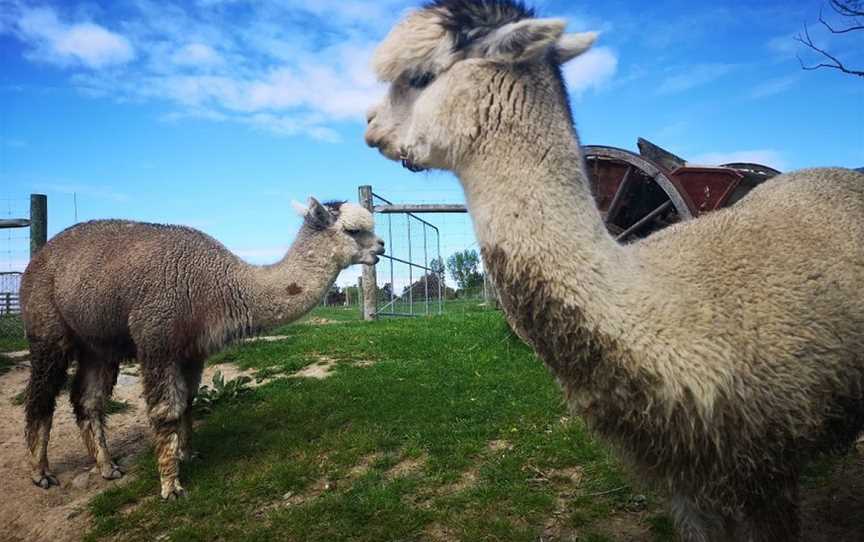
<box><xmin>294</xmin><ymin>198</ymin><xmax>385</xmax><ymax>266</ymax></box>
<box><xmin>365</xmin><ymin>0</ymin><xmax>596</xmax><ymax>172</ymax></box>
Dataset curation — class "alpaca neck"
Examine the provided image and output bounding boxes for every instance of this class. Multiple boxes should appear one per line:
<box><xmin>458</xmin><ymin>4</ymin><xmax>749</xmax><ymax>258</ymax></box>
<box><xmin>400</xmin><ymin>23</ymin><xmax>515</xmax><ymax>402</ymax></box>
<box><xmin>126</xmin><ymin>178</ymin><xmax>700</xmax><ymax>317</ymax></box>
<box><xmin>456</xmin><ymin>68</ymin><xmax>650</xmax><ymax>388</ymax></box>
<box><xmin>245</xmin><ymin>230</ymin><xmax>343</xmax><ymax>330</ymax></box>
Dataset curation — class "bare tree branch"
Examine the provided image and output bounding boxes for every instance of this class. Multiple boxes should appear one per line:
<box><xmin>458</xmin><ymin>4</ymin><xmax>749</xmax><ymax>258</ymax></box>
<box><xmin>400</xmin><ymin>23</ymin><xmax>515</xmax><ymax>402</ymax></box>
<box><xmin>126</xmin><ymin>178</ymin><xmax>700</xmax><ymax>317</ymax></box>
<box><xmin>820</xmin><ymin>7</ymin><xmax>864</xmax><ymax>33</ymax></box>
<box><xmin>796</xmin><ymin>6</ymin><xmax>864</xmax><ymax>78</ymax></box>
<box><xmin>828</xmin><ymin>0</ymin><xmax>864</xmax><ymax>18</ymax></box>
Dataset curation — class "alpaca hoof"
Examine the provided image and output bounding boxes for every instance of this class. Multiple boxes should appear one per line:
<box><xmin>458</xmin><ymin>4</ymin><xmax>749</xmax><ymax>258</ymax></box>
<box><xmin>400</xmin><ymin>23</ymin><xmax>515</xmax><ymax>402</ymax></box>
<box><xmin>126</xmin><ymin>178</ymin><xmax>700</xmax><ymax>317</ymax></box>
<box><xmin>162</xmin><ymin>487</ymin><xmax>187</xmax><ymax>500</ymax></box>
<box><xmin>33</xmin><ymin>473</ymin><xmax>60</xmax><ymax>489</ymax></box>
<box><xmin>101</xmin><ymin>464</ymin><xmax>124</xmax><ymax>480</ymax></box>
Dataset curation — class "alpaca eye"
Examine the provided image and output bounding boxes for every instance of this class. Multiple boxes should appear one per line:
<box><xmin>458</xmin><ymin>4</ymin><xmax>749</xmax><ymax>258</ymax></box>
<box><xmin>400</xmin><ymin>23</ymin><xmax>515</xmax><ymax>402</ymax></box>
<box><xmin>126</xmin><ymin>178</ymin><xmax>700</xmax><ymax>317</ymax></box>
<box><xmin>408</xmin><ymin>72</ymin><xmax>436</xmax><ymax>89</ymax></box>
<box><xmin>346</xmin><ymin>229</ymin><xmax>361</xmax><ymax>235</ymax></box>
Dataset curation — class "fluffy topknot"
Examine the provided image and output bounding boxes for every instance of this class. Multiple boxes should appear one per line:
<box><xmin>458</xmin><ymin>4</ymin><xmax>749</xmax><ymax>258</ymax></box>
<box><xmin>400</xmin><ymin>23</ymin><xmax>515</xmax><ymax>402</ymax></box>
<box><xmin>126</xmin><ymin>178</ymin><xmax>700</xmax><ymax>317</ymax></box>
<box><xmin>426</xmin><ymin>0</ymin><xmax>535</xmax><ymax>50</ymax></box>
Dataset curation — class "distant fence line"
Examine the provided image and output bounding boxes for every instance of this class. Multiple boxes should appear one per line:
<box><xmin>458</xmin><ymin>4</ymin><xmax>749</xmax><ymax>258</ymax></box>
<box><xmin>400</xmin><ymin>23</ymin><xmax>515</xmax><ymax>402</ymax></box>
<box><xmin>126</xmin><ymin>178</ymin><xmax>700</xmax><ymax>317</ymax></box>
<box><xmin>0</xmin><ymin>194</ymin><xmax>47</xmax><ymax>316</ymax></box>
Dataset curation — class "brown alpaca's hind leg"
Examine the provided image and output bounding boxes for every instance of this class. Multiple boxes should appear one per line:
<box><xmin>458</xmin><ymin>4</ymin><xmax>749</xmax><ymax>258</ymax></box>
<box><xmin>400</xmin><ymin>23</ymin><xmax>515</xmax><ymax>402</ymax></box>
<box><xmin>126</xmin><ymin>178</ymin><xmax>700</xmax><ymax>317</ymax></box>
<box><xmin>24</xmin><ymin>340</ymin><xmax>71</xmax><ymax>489</ymax></box>
<box><xmin>178</xmin><ymin>359</ymin><xmax>204</xmax><ymax>462</ymax></box>
<box><xmin>731</xmin><ymin>481</ymin><xmax>801</xmax><ymax>542</ymax></box>
<box><xmin>141</xmin><ymin>359</ymin><xmax>189</xmax><ymax>499</ymax></box>
<box><xmin>70</xmin><ymin>352</ymin><xmax>123</xmax><ymax>480</ymax></box>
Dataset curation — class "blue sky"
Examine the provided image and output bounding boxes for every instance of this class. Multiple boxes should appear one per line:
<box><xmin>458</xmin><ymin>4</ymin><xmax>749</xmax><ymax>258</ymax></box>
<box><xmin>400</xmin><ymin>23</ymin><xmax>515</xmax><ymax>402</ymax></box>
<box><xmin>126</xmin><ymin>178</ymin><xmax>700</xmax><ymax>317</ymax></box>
<box><xmin>1</xmin><ymin>0</ymin><xmax>862</xmax><ymax>289</ymax></box>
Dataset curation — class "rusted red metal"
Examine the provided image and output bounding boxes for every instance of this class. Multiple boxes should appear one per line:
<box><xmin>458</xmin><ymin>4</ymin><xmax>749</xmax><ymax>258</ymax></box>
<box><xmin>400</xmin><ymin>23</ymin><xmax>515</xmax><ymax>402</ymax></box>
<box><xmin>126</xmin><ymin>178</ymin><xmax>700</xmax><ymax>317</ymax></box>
<box><xmin>669</xmin><ymin>167</ymin><xmax>743</xmax><ymax>216</ymax></box>
<box><xmin>584</xmin><ymin>139</ymin><xmax>780</xmax><ymax>241</ymax></box>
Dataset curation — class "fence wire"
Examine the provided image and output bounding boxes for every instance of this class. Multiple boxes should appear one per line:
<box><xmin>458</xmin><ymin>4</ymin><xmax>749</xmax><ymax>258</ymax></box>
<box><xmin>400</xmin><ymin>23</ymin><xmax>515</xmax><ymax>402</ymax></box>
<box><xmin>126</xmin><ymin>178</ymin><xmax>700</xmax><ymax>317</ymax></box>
<box><xmin>364</xmin><ymin>186</ymin><xmax>498</xmax><ymax>318</ymax></box>
<box><xmin>371</xmin><ymin>192</ymin><xmax>443</xmax><ymax>317</ymax></box>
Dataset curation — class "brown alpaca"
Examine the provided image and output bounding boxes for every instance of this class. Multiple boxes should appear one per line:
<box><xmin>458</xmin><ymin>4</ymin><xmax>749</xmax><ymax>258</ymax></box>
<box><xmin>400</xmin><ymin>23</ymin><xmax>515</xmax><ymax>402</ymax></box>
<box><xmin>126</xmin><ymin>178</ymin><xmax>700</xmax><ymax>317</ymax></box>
<box><xmin>21</xmin><ymin>199</ymin><xmax>384</xmax><ymax>499</ymax></box>
<box><xmin>365</xmin><ymin>1</ymin><xmax>864</xmax><ymax>540</ymax></box>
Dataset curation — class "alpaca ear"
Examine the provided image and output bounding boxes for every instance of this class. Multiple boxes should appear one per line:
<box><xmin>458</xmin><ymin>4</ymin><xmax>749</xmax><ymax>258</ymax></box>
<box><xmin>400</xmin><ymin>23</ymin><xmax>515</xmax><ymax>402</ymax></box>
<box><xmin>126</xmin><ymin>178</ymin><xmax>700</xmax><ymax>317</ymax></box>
<box><xmin>479</xmin><ymin>18</ymin><xmax>566</xmax><ymax>63</ymax></box>
<box><xmin>556</xmin><ymin>32</ymin><xmax>598</xmax><ymax>63</ymax></box>
<box><xmin>291</xmin><ymin>200</ymin><xmax>309</xmax><ymax>217</ymax></box>
<box><xmin>306</xmin><ymin>197</ymin><xmax>335</xmax><ymax>229</ymax></box>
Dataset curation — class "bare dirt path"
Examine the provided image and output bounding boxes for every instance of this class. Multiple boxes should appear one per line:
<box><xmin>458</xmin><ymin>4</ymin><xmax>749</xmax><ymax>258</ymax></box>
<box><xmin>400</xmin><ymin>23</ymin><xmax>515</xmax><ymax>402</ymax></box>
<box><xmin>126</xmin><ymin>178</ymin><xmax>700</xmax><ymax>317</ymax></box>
<box><xmin>0</xmin><ymin>357</ymin><xmax>258</xmax><ymax>542</ymax></box>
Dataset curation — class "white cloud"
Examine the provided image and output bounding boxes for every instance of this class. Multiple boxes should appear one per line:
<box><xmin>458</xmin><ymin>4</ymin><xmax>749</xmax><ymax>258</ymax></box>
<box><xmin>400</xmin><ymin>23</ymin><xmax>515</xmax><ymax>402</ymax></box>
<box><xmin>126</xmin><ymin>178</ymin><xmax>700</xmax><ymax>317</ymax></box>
<box><xmin>767</xmin><ymin>34</ymin><xmax>798</xmax><ymax>57</ymax></box>
<box><xmin>13</xmin><ymin>6</ymin><xmax>134</xmax><ymax>68</ymax></box>
<box><xmin>171</xmin><ymin>43</ymin><xmax>223</xmax><ymax>67</ymax></box>
<box><xmin>657</xmin><ymin>63</ymin><xmax>738</xmax><ymax>95</ymax></box>
<box><xmin>688</xmin><ymin>150</ymin><xmax>786</xmax><ymax>171</ymax></box>
<box><xmin>748</xmin><ymin>75</ymin><xmax>800</xmax><ymax>99</ymax></box>
<box><xmin>2</xmin><ymin>1</ymin><xmax>394</xmax><ymax>141</ymax></box>
<box><xmin>563</xmin><ymin>46</ymin><xmax>618</xmax><ymax>97</ymax></box>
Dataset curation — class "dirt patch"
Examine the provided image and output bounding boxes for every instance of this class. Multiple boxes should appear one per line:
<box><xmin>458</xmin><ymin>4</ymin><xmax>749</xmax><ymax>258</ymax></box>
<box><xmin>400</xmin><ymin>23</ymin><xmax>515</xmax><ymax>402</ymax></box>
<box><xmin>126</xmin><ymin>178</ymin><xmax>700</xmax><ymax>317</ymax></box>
<box><xmin>290</xmin><ymin>357</ymin><xmax>338</xmax><ymax>380</ymax></box>
<box><xmin>289</xmin><ymin>357</ymin><xmax>377</xmax><ymax>380</ymax></box>
<box><xmin>243</xmin><ymin>335</ymin><xmax>290</xmax><ymax>343</ymax></box>
<box><xmin>304</xmin><ymin>317</ymin><xmax>339</xmax><ymax>326</ymax></box>
<box><xmin>386</xmin><ymin>454</ymin><xmax>428</xmax><ymax>480</ymax></box>
<box><xmin>2</xmin><ymin>351</ymin><xmax>30</xmax><ymax>360</ymax></box>
<box><xmin>0</xmin><ymin>358</ymin><xmax>258</xmax><ymax>542</ymax></box>
<box><xmin>487</xmin><ymin>439</ymin><xmax>513</xmax><ymax>453</ymax></box>
<box><xmin>348</xmin><ymin>452</ymin><xmax>383</xmax><ymax>478</ymax></box>
<box><xmin>801</xmin><ymin>446</ymin><xmax>864</xmax><ymax>542</ymax></box>
<box><xmin>423</xmin><ymin>523</ymin><xmax>460</xmax><ymax>542</ymax></box>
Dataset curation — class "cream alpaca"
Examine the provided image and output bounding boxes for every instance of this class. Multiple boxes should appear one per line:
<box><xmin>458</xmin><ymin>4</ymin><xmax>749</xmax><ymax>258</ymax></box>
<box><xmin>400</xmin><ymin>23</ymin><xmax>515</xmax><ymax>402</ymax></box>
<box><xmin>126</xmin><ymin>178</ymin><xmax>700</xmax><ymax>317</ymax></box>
<box><xmin>21</xmin><ymin>199</ymin><xmax>384</xmax><ymax>499</ymax></box>
<box><xmin>365</xmin><ymin>1</ymin><xmax>864</xmax><ymax>540</ymax></box>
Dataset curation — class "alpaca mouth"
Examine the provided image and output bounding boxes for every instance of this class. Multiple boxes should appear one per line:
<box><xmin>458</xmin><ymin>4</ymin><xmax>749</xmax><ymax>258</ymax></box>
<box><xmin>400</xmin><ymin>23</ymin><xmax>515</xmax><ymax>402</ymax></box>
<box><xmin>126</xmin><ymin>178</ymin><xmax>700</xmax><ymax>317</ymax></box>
<box><xmin>401</xmin><ymin>159</ymin><xmax>427</xmax><ymax>173</ymax></box>
<box><xmin>399</xmin><ymin>150</ymin><xmax>427</xmax><ymax>173</ymax></box>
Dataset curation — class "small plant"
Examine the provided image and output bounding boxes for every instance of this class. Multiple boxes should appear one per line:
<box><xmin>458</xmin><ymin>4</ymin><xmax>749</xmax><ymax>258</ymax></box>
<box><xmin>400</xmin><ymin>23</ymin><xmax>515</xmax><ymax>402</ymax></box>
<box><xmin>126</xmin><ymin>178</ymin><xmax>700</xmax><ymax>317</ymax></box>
<box><xmin>192</xmin><ymin>370</ymin><xmax>253</xmax><ymax>415</ymax></box>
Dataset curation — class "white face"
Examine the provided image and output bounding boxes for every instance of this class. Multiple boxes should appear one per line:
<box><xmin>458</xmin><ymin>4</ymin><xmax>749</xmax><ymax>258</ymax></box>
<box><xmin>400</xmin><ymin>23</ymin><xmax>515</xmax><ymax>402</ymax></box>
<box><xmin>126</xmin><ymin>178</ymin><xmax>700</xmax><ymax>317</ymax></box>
<box><xmin>298</xmin><ymin>199</ymin><xmax>385</xmax><ymax>266</ymax></box>
<box><xmin>365</xmin><ymin>5</ymin><xmax>597</xmax><ymax>173</ymax></box>
<box><xmin>336</xmin><ymin>203</ymin><xmax>386</xmax><ymax>266</ymax></box>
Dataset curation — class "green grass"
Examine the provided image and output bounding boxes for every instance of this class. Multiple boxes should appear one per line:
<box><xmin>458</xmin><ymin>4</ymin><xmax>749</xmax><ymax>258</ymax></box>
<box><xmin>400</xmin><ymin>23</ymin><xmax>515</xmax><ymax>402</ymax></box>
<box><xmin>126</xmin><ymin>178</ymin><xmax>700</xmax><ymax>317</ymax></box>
<box><xmin>0</xmin><ymin>314</ymin><xmax>27</xmax><ymax>353</ymax></box>
<box><xmin>299</xmin><ymin>298</ymin><xmax>494</xmax><ymax>325</ymax></box>
<box><xmin>86</xmin><ymin>310</ymin><xmax>672</xmax><ymax>542</ymax></box>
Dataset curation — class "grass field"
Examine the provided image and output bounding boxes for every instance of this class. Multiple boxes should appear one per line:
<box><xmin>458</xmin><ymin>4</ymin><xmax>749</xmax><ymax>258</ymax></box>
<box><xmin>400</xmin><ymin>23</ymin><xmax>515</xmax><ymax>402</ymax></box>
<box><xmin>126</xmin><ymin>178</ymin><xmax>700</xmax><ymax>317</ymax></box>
<box><xmin>84</xmin><ymin>307</ymin><xmax>674</xmax><ymax>542</ymax></box>
<box><xmin>0</xmin><ymin>315</ymin><xmax>27</xmax><ymax>353</ymax></box>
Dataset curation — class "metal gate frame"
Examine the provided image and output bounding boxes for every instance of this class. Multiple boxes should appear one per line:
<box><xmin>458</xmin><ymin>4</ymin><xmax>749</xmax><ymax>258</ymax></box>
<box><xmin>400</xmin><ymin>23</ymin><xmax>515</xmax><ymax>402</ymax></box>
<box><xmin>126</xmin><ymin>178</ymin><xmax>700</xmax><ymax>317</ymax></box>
<box><xmin>358</xmin><ymin>185</ymin><xmax>467</xmax><ymax>320</ymax></box>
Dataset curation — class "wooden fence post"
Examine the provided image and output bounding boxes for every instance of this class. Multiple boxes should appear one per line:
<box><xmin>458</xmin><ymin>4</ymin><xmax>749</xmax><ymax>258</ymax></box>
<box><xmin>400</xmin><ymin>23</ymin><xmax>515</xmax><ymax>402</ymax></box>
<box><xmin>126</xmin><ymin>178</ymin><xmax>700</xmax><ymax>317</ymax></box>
<box><xmin>359</xmin><ymin>186</ymin><xmax>378</xmax><ymax>321</ymax></box>
<box><xmin>30</xmin><ymin>194</ymin><xmax>47</xmax><ymax>257</ymax></box>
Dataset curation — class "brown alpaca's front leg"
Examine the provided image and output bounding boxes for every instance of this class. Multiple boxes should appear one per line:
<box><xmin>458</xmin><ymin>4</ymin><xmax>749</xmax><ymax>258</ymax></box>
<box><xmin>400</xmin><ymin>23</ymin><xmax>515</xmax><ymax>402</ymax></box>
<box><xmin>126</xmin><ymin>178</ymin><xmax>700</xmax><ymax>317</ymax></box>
<box><xmin>731</xmin><ymin>481</ymin><xmax>801</xmax><ymax>542</ymax></box>
<box><xmin>142</xmin><ymin>361</ymin><xmax>188</xmax><ymax>499</ymax></box>
<box><xmin>24</xmin><ymin>341</ymin><xmax>71</xmax><ymax>489</ymax></box>
<box><xmin>178</xmin><ymin>360</ymin><xmax>204</xmax><ymax>462</ymax></box>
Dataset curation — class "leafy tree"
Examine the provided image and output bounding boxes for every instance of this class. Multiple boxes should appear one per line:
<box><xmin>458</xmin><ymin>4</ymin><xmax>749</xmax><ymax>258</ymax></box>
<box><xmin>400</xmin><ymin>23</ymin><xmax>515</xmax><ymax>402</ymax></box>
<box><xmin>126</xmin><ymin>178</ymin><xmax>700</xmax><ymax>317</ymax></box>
<box><xmin>446</xmin><ymin>249</ymin><xmax>483</xmax><ymax>290</ymax></box>
<box><xmin>430</xmin><ymin>257</ymin><xmax>446</xmax><ymax>280</ymax></box>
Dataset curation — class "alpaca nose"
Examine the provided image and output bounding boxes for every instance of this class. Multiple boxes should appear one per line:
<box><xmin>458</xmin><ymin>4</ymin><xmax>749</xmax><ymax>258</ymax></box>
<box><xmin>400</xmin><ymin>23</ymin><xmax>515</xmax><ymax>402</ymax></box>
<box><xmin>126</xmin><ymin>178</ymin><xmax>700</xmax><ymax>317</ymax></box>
<box><xmin>366</xmin><ymin>106</ymin><xmax>378</xmax><ymax>124</ymax></box>
<box><xmin>365</xmin><ymin>130</ymin><xmax>382</xmax><ymax>149</ymax></box>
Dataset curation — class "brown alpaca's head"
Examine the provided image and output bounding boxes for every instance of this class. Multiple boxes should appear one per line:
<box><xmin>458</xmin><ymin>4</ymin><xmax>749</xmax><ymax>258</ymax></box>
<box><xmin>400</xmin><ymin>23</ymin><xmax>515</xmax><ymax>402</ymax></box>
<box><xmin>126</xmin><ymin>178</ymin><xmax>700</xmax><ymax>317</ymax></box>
<box><xmin>295</xmin><ymin>198</ymin><xmax>385</xmax><ymax>266</ymax></box>
<box><xmin>365</xmin><ymin>0</ymin><xmax>596</xmax><ymax>173</ymax></box>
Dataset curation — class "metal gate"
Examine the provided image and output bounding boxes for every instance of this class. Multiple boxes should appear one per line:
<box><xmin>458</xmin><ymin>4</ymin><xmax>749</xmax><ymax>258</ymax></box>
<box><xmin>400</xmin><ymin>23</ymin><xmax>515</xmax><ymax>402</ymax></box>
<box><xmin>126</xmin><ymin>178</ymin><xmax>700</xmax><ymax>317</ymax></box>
<box><xmin>358</xmin><ymin>186</ymin><xmax>457</xmax><ymax>319</ymax></box>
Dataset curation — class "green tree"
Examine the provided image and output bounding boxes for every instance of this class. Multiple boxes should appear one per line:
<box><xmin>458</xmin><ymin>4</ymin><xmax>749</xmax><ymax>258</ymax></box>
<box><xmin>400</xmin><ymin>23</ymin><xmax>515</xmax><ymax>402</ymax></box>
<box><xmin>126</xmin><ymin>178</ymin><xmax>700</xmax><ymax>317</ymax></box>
<box><xmin>446</xmin><ymin>249</ymin><xmax>483</xmax><ymax>290</ymax></box>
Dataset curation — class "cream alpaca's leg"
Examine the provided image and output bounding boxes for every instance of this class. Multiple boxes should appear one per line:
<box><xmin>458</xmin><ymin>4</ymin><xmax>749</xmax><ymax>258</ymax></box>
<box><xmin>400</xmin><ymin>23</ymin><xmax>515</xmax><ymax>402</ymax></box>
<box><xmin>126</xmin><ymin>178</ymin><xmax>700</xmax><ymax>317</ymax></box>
<box><xmin>70</xmin><ymin>355</ymin><xmax>123</xmax><ymax>480</ymax></box>
<box><xmin>142</xmin><ymin>360</ymin><xmax>189</xmax><ymax>499</ymax></box>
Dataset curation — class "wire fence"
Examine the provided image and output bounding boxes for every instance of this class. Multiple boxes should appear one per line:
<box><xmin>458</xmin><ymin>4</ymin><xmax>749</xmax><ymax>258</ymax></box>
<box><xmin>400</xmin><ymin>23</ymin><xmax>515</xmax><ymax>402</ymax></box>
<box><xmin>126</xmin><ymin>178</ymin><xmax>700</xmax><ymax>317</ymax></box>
<box><xmin>359</xmin><ymin>184</ymin><xmax>498</xmax><ymax>319</ymax></box>
<box><xmin>0</xmin><ymin>197</ymin><xmax>31</xmax><ymax>352</ymax></box>
<box><xmin>1</xmin><ymin>197</ymin><xmax>31</xmax><ymax>274</ymax></box>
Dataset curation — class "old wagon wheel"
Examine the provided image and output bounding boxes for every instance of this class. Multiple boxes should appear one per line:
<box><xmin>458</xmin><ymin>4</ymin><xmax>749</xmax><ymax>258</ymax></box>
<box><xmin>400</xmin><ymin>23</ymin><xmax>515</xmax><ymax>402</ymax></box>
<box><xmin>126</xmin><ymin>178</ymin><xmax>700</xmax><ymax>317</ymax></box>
<box><xmin>583</xmin><ymin>146</ymin><xmax>694</xmax><ymax>243</ymax></box>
